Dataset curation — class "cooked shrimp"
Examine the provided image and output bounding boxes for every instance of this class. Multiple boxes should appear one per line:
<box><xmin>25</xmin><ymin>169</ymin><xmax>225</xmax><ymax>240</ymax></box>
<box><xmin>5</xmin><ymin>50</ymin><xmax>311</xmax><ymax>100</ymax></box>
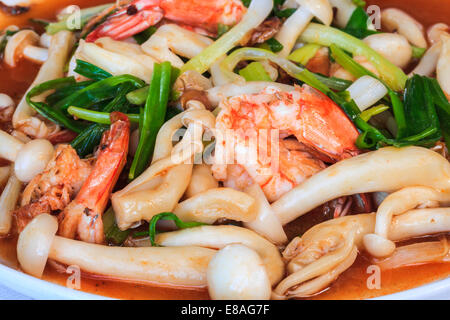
<box><xmin>14</xmin><ymin>144</ymin><xmax>93</xmax><ymax>232</ymax></box>
<box><xmin>212</xmin><ymin>85</ymin><xmax>359</xmax><ymax>202</ymax></box>
<box><xmin>86</xmin><ymin>0</ymin><xmax>246</xmax><ymax>42</ymax></box>
<box><xmin>58</xmin><ymin>112</ymin><xmax>130</xmax><ymax>244</ymax></box>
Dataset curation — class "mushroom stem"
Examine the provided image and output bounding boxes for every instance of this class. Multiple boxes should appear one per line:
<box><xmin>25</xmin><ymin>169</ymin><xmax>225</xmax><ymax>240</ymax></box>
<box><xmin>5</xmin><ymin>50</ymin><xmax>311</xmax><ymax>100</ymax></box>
<box><xmin>0</xmin><ymin>129</ymin><xmax>24</xmax><ymax>162</ymax></box>
<box><xmin>276</xmin><ymin>0</ymin><xmax>333</xmax><ymax>58</ymax></box>
<box><xmin>0</xmin><ymin>174</ymin><xmax>21</xmax><ymax>236</ymax></box>
<box><xmin>22</xmin><ymin>45</ymin><xmax>48</xmax><ymax>64</ymax></box>
<box><xmin>275</xmin><ymin>7</ymin><xmax>313</xmax><ymax>57</ymax></box>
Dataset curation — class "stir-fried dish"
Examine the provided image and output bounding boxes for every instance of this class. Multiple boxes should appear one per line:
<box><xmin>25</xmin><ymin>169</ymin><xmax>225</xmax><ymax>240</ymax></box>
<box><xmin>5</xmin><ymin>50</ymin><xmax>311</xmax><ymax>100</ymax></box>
<box><xmin>0</xmin><ymin>0</ymin><xmax>449</xmax><ymax>300</ymax></box>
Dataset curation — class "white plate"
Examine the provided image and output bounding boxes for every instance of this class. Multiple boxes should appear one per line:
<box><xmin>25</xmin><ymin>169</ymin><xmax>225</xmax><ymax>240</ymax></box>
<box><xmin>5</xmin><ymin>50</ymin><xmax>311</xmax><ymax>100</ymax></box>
<box><xmin>0</xmin><ymin>261</ymin><xmax>448</xmax><ymax>300</ymax></box>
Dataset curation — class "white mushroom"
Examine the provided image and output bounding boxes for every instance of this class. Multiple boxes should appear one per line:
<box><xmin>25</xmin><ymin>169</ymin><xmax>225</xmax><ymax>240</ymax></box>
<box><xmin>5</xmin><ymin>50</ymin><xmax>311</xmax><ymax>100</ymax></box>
<box><xmin>141</xmin><ymin>24</ymin><xmax>214</xmax><ymax>68</ymax></box>
<box><xmin>0</xmin><ymin>129</ymin><xmax>24</xmax><ymax>162</ymax></box>
<box><xmin>409</xmin><ymin>42</ymin><xmax>442</xmax><ymax>77</ymax></box>
<box><xmin>272</xmin><ymin>146</ymin><xmax>450</xmax><ymax>225</ymax></box>
<box><xmin>13</xmin><ymin>30</ymin><xmax>75</xmax><ymax>139</ymax></box>
<box><xmin>363</xmin><ymin>33</ymin><xmax>412</xmax><ymax>69</ymax></box>
<box><xmin>207</xmin><ymin>244</ymin><xmax>271</xmax><ymax>300</ymax></box>
<box><xmin>427</xmin><ymin>23</ymin><xmax>449</xmax><ymax>45</ymax></box>
<box><xmin>4</xmin><ymin>30</ymin><xmax>48</xmax><ymax>67</ymax></box>
<box><xmin>329</xmin><ymin>0</ymin><xmax>357</xmax><ymax>28</ymax></box>
<box><xmin>0</xmin><ymin>130</ymin><xmax>54</xmax><ymax>182</ymax></box>
<box><xmin>275</xmin><ymin>0</ymin><xmax>333</xmax><ymax>57</ymax></box>
<box><xmin>0</xmin><ymin>93</ymin><xmax>15</xmax><ymax>121</ymax></box>
<box><xmin>436</xmin><ymin>35</ymin><xmax>450</xmax><ymax>98</ymax></box>
<box><xmin>17</xmin><ymin>214</ymin><xmax>58</xmax><ymax>278</ymax></box>
<box><xmin>14</xmin><ymin>139</ymin><xmax>54</xmax><ymax>183</ymax></box>
<box><xmin>17</xmin><ymin>214</ymin><xmax>215</xmax><ymax>284</ymax></box>
<box><xmin>39</xmin><ymin>33</ymin><xmax>52</xmax><ymax>48</ymax></box>
<box><xmin>0</xmin><ymin>173</ymin><xmax>21</xmax><ymax>236</ymax></box>
<box><xmin>0</xmin><ymin>93</ymin><xmax>14</xmax><ymax>110</ymax></box>
<box><xmin>381</xmin><ymin>8</ymin><xmax>427</xmax><ymax>49</ymax></box>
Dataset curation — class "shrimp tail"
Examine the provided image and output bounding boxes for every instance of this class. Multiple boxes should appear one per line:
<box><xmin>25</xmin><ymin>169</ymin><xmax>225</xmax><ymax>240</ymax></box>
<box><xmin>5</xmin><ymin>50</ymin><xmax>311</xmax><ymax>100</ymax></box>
<box><xmin>58</xmin><ymin>112</ymin><xmax>130</xmax><ymax>243</ymax></box>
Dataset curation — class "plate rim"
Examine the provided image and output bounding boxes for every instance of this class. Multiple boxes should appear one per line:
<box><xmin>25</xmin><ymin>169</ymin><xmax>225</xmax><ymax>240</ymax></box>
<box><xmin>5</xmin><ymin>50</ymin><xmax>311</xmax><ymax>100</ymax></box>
<box><xmin>0</xmin><ymin>261</ymin><xmax>448</xmax><ymax>300</ymax></box>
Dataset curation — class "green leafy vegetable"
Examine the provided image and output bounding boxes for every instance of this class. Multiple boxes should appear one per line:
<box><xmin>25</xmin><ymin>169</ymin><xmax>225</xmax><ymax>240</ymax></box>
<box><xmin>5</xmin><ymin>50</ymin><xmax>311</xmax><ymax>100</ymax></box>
<box><xmin>263</xmin><ymin>38</ymin><xmax>284</xmax><ymax>53</ymax></box>
<box><xmin>74</xmin><ymin>59</ymin><xmax>112</xmax><ymax>81</ymax></box>
<box><xmin>299</xmin><ymin>23</ymin><xmax>408</xmax><ymax>91</ymax></box>
<box><xmin>400</xmin><ymin>75</ymin><xmax>441</xmax><ymax>143</ymax></box>
<box><xmin>133</xmin><ymin>26</ymin><xmax>157</xmax><ymax>44</ymax></box>
<box><xmin>71</xmin><ymin>83</ymin><xmax>135</xmax><ymax>157</ymax></box>
<box><xmin>147</xmin><ymin>212</ymin><xmax>206</xmax><ymax>247</ymax></box>
<box><xmin>68</xmin><ymin>106</ymin><xmax>140</xmax><ymax>124</ymax></box>
<box><xmin>0</xmin><ymin>29</ymin><xmax>20</xmax><ymax>59</ymax></box>
<box><xmin>352</xmin><ymin>0</ymin><xmax>366</xmax><ymax>7</ymax></box>
<box><xmin>129</xmin><ymin>62</ymin><xmax>173</xmax><ymax>180</ymax></box>
<box><xmin>46</xmin><ymin>3</ymin><xmax>113</xmax><ymax>34</ymax></box>
<box><xmin>217</xmin><ymin>24</ymin><xmax>231</xmax><ymax>38</ymax></box>
<box><xmin>288</xmin><ymin>43</ymin><xmax>321</xmax><ymax>65</ymax></box>
<box><xmin>360</xmin><ymin>104</ymin><xmax>390</xmax><ymax>122</ymax></box>
<box><xmin>412</xmin><ymin>46</ymin><xmax>426</xmax><ymax>59</ymax></box>
<box><xmin>343</xmin><ymin>6</ymin><xmax>378</xmax><ymax>39</ymax></box>
<box><xmin>26</xmin><ymin>77</ymin><xmax>88</xmax><ymax>133</ymax></box>
<box><xmin>46</xmin><ymin>80</ymin><xmax>96</xmax><ymax>105</ymax></box>
<box><xmin>239</xmin><ymin>61</ymin><xmax>272</xmax><ymax>81</ymax></box>
<box><xmin>54</xmin><ymin>74</ymin><xmax>144</xmax><ymax>112</ymax></box>
<box><xmin>103</xmin><ymin>207</ymin><xmax>130</xmax><ymax>245</ymax></box>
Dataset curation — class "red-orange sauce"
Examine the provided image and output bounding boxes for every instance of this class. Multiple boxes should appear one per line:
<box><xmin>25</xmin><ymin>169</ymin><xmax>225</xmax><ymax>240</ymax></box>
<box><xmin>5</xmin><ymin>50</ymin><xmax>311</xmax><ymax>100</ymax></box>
<box><xmin>0</xmin><ymin>0</ymin><xmax>449</xmax><ymax>300</ymax></box>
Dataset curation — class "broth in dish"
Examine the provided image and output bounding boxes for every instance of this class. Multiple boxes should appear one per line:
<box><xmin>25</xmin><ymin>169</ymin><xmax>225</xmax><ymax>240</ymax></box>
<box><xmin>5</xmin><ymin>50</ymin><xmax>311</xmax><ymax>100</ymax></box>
<box><xmin>0</xmin><ymin>0</ymin><xmax>449</xmax><ymax>300</ymax></box>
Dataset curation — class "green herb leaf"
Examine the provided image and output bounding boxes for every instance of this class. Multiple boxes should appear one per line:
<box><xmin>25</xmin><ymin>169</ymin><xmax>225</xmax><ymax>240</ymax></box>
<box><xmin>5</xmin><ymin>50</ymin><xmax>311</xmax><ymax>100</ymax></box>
<box><xmin>148</xmin><ymin>212</ymin><xmax>207</xmax><ymax>247</ymax></box>
<box><xmin>74</xmin><ymin>59</ymin><xmax>112</xmax><ymax>81</ymax></box>
<box><xmin>103</xmin><ymin>207</ymin><xmax>130</xmax><ymax>245</ymax></box>
<box><xmin>343</xmin><ymin>7</ymin><xmax>378</xmax><ymax>39</ymax></box>
<box><xmin>133</xmin><ymin>26</ymin><xmax>157</xmax><ymax>44</ymax></box>
<box><xmin>239</xmin><ymin>61</ymin><xmax>272</xmax><ymax>81</ymax></box>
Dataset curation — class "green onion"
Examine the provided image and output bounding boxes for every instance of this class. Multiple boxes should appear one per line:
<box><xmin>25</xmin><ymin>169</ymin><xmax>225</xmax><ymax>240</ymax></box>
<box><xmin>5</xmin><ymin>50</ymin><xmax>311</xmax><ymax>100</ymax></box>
<box><xmin>313</xmin><ymin>74</ymin><xmax>352</xmax><ymax>91</ymax></box>
<box><xmin>74</xmin><ymin>59</ymin><xmax>112</xmax><ymax>81</ymax></box>
<box><xmin>26</xmin><ymin>77</ymin><xmax>87</xmax><ymax>133</ymax></box>
<box><xmin>299</xmin><ymin>23</ymin><xmax>407</xmax><ymax>91</ymax></box>
<box><xmin>54</xmin><ymin>74</ymin><xmax>145</xmax><ymax>111</ymax></box>
<box><xmin>329</xmin><ymin>44</ymin><xmax>408</xmax><ymax>139</ymax></box>
<box><xmin>360</xmin><ymin>104</ymin><xmax>390</xmax><ymax>122</ymax></box>
<box><xmin>412</xmin><ymin>45</ymin><xmax>426</xmax><ymax>59</ymax></box>
<box><xmin>148</xmin><ymin>212</ymin><xmax>206</xmax><ymax>247</ymax></box>
<box><xmin>29</xmin><ymin>18</ymin><xmax>50</xmax><ymax>27</ymax></box>
<box><xmin>129</xmin><ymin>62</ymin><xmax>173</xmax><ymax>180</ymax></box>
<box><xmin>103</xmin><ymin>207</ymin><xmax>130</xmax><ymax>245</ymax></box>
<box><xmin>71</xmin><ymin>83</ymin><xmax>134</xmax><ymax>157</ymax></box>
<box><xmin>352</xmin><ymin>0</ymin><xmax>366</xmax><ymax>7</ymax></box>
<box><xmin>0</xmin><ymin>29</ymin><xmax>20</xmax><ymax>59</ymax></box>
<box><xmin>239</xmin><ymin>61</ymin><xmax>272</xmax><ymax>81</ymax></box>
<box><xmin>400</xmin><ymin>75</ymin><xmax>441</xmax><ymax>142</ymax></box>
<box><xmin>262</xmin><ymin>38</ymin><xmax>284</xmax><ymax>53</ymax></box>
<box><xmin>343</xmin><ymin>7</ymin><xmax>378</xmax><ymax>39</ymax></box>
<box><xmin>68</xmin><ymin>106</ymin><xmax>140</xmax><ymax>124</ymax></box>
<box><xmin>46</xmin><ymin>80</ymin><xmax>96</xmax><ymax>105</ymax></box>
<box><xmin>217</xmin><ymin>24</ymin><xmax>231</xmax><ymax>38</ymax></box>
<box><xmin>71</xmin><ymin>124</ymin><xmax>106</xmax><ymax>157</ymax></box>
<box><xmin>288</xmin><ymin>44</ymin><xmax>321</xmax><ymax>65</ymax></box>
<box><xmin>46</xmin><ymin>3</ymin><xmax>113</xmax><ymax>34</ymax></box>
<box><xmin>181</xmin><ymin>0</ymin><xmax>273</xmax><ymax>74</ymax></box>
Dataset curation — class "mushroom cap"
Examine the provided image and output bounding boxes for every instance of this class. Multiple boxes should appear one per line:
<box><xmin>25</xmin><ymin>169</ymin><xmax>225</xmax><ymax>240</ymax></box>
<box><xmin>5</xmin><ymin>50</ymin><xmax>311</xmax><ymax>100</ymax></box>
<box><xmin>207</xmin><ymin>244</ymin><xmax>272</xmax><ymax>300</ymax></box>
<box><xmin>427</xmin><ymin>23</ymin><xmax>449</xmax><ymax>46</ymax></box>
<box><xmin>364</xmin><ymin>33</ymin><xmax>413</xmax><ymax>69</ymax></box>
<box><xmin>17</xmin><ymin>214</ymin><xmax>58</xmax><ymax>278</ymax></box>
<box><xmin>381</xmin><ymin>8</ymin><xmax>427</xmax><ymax>49</ymax></box>
<box><xmin>297</xmin><ymin>0</ymin><xmax>333</xmax><ymax>26</ymax></box>
<box><xmin>0</xmin><ymin>93</ymin><xmax>15</xmax><ymax>110</ymax></box>
<box><xmin>4</xmin><ymin>29</ymin><xmax>40</xmax><ymax>67</ymax></box>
